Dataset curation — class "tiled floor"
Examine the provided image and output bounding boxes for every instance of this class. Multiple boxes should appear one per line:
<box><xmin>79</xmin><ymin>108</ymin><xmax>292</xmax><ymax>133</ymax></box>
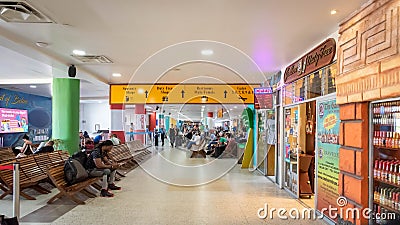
<box><xmin>1</xmin><ymin>145</ymin><xmax>327</xmax><ymax>225</ymax></box>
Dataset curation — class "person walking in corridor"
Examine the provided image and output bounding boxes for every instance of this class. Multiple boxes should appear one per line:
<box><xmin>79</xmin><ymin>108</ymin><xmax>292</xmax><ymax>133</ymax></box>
<box><xmin>169</xmin><ymin>125</ymin><xmax>177</xmax><ymax>148</ymax></box>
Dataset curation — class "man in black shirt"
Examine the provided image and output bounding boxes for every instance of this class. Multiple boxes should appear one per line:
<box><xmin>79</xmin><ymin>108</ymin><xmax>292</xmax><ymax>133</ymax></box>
<box><xmin>85</xmin><ymin>140</ymin><xmax>121</xmax><ymax>197</ymax></box>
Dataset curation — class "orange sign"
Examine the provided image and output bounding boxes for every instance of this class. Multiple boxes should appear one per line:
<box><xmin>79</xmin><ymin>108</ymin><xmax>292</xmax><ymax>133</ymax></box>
<box><xmin>110</xmin><ymin>84</ymin><xmax>260</xmax><ymax>104</ymax></box>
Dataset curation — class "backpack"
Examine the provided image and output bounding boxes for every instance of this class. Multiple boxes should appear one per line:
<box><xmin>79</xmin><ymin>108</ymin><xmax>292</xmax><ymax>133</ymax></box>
<box><xmin>71</xmin><ymin>151</ymin><xmax>88</xmax><ymax>168</ymax></box>
<box><xmin>64</xmin><ymin>158</ymin><xmax>88</xmax><ymax>186</ymax></box>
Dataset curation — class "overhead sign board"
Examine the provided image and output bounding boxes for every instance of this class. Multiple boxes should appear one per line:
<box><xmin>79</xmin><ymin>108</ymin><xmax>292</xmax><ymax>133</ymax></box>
<box><xmin>254</xmin><ymin>87</ymin><xmax>273</xmax><ymax>109</ymax></box>
<box><xmin>284</xmin><ymin>38</ymin><xmax>336</xmax><ymax>84</ymax></box>
<box><xmin>110</xmin><ymin>84</ymin><xmax>260</xmax><ymax>104</ymax></box>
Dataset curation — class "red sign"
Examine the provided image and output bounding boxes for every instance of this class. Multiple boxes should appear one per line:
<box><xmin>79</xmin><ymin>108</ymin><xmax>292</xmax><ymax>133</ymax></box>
<box><xmin>284</xmin><ymin>38</ymin><xmax>336</xmax><ymax>84</ymax></box>
<box><xmin>254</xmin><ymin>87</ymin><xmax>273</xmax><ymax>109</ymax></box>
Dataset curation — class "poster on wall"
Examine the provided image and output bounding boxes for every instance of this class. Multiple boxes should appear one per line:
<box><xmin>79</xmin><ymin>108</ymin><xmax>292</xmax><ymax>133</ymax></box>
<box><xmin>135</xmin><ymin>114</ymin><xmax>146</xmax><ymax>130</ymax></box>
<box><xmin>316</xmin><ymin>98</ymin><xmax>340</xmax><ymax>219</ymax></box>
<box><xmin>0</xmin><ymin>108</ymin><xmax>28</xmax><ymax>133</ymax></box>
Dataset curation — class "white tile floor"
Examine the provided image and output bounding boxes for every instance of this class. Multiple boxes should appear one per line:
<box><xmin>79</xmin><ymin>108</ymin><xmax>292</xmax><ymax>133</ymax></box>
<box><xmin>1</xmin><ymin>145</ymin><xmax>327</xmax><ymax>225</ymax></box>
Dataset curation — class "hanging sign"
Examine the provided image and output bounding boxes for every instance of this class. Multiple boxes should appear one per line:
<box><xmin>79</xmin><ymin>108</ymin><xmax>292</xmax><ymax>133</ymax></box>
<box><xmin>254</xmin><ymin>87</ymin><xmax>273</xmax><ymax>109</ymax></box>
<box><xmin>284</xmin><ymin>38</ymin><xmax>336</xmax><ymax>84</ymax></box>
<box><xmin>110</xmin><ymin>84</ymin><xmax>260</xmax><ymax>104</ymax></box>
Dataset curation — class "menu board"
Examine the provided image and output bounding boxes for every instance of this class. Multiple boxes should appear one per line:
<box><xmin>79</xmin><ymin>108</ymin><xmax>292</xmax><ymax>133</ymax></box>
<box><xmin>254</xmin><ymin>87</ymin><xmax>273</xmax><ymax>109</ymax></box>
<box><xmin>316</xmin><ymin>99</ymin><xmax>340</xmax><ymax>219</ymax></box>
<box><xmin>0</xmin><ymin>108</ymin><xmax>28</xmax><ymax>133</ymax></box>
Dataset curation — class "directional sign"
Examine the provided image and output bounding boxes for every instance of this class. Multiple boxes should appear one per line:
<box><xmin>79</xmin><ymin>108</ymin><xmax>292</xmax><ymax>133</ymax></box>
<box><xmin>109</xmin><ymin>84</ymin><xmax>260</xmax><ymax>104</ymax></box>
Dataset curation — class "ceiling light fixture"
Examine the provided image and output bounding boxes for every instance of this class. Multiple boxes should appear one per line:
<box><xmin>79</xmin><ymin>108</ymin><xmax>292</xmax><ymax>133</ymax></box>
<box><xmin>112</xmin><ymin>73</ymin><xmax>122</xmax><ymax>77</ymax></box>
<box><xmin>35</xmin><ymin>41</ymin><xmax>48</xmax><ymax>48</ymax></box>
<box><xmin>201</xmin><ymin>49</ymin><xmax>214</xmax><ymax>56</ymax></box>
<box><xmin>330</xmin><ymin>9</ymin><xmax>337</xmax><ymax>15</ymax></box>
<box><xmin>72</xmin><ymin>49</ymin><xmax>86</xmax><ymax>56</ymax></box>
<box><xmin>29</xmin><ymin>85</ymin><xmax>37</xmax><ymax>89</ymax></box>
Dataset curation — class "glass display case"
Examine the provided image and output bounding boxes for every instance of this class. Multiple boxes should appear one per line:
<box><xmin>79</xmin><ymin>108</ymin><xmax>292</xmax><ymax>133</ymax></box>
<box><xmin>370</xmin><ymin>99</ymin><xmax>400</xmax><ymax>224</ymax></box>
<box><xmin>284</xmin><ymin>106</ymin><xmax>299</xmax><ymax>195</ymax></box>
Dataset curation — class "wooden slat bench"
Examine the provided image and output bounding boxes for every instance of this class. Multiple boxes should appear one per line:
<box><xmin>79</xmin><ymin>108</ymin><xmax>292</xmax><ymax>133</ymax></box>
<box><xmin>108</xmin><ymin>144</ymin><xmax>137</xmax><ymax>169</ymax></box>
<box><xmin>189</xmin><ymin>140</ymin><xmax>207</xmax><ymax>158</ymax></box>
<box><xmin>0</xmin><ymin>160</ymin><xmax>41</xmax><ymax>200</ymax></box>
<box><xmin>46</xmin><ymin>162</ymin><xmax>100</xmax><ymax>204</ymax></box>
<box><xmin>0</xmin><ymin>147</ymin><xmax>16</xmax><ymax>163</ymax></box>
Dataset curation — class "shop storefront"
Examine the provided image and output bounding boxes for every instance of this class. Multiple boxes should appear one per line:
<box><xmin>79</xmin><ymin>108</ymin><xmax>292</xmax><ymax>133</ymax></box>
<box><xmin>254</xmin><ymin>71</ymin><xmax>281</xmax><ymax>183</ymax></box>
<box><xmin>280</xmin><ymin>38</ymin><xmax>340</xmax><ymax>220</ymax></box>
<box><xmin>334</xmin><ymin>1</ymin><xmax>400</xmax><ymax>224</ymax></box>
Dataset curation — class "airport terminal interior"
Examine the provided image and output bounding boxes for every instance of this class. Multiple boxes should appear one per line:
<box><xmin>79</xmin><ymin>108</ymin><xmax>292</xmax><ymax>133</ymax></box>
<box><xmin>1</xmin><ymin>0</ymin><xmax>400</xmax><ymax>224</ymax></box>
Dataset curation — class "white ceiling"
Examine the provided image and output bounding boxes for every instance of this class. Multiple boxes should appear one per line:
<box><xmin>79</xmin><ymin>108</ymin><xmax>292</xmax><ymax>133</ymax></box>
<box><xmin>0</xmin><ymin>0</ymin><xmax>369</xmax><ymax>120</ymax></box>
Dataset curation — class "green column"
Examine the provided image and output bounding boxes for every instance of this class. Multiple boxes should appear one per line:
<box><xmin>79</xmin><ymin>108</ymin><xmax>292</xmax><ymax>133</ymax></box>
<box><xmin>52</xmin><ymin>78</ymin><xmax>80</xmax><ymax>155</ymax></box>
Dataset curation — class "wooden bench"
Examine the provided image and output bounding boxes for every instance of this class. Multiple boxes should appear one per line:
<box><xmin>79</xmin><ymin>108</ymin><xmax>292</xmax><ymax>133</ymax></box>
<box><xmin>46</xmin><ymin>162</ymin><xmax>100</xmax><ymax>204</ymax></box>
<box><xmin>126</xmin><ymin>140</ymin><xmax>148</xmax><ymax>152</ymax></box>
<box><xmin>108</xmin><ymin>144</ymin><xmax>137</xmax><ymax>169</ymax></box>
<box><xmin>189</xmin><ymin>139</ymin><xmax>207</xmax><ymax>158</ymax></box>
<box><xmin>0</xmin><ymin>147</ymin><xmax>16</xmax><ymax>163</ymax></box>
<box><xmin>219</xmin><ymin>139</ymin><xmax>238</xmax><ymax>158</ymax></box>
<box><xmin>0</xmin><ymin>160</ymin><xmax>41</xmax><ymax>200</ymax></box>
<box><xmin>0</xmin><ymin>151</ymin><xmax>70</xmax><ymax>200</ymax></box>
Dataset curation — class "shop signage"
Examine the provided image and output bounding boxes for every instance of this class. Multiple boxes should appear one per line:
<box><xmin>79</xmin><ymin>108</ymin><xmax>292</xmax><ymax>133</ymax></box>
<box><xmin>316</xmin><ymin>98</ymin><xmax>340</xmax><ymax>219</ymax></box>
<box><xmin>284</xmin><ymin>38</ymin><xmax>336</xmax><ymax>84</ymax></box>
<box><xmin>110</xmin><ymin>84</ymin><xmax>260</xmax><ymax>104</ymax></box>
<box><xmin>254</xmin><ymin>87</ymin><xmax>273</xmax><ymax>109</ymax></box>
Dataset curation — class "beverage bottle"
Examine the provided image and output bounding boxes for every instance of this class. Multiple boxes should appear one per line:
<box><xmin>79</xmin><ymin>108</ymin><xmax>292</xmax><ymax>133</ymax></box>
<box><xmin>376</xmin><ymin>186</ymin><xmax>381</xmax><ymax>203</ymax></box>
<box><xmin>376</xmin><ymin>205</ymin><xmax>381</xmax><ymax>224</ymax></box>
<box><xmin>397</xmin><ymin>132</ymin><xmax>400</xmax><ymax>149</ymax></box>
<box><xmin>389</xmin><ymin>163</ymin><xmax>394</xmax><ymax>183</ymax></box>
<box><xmin>382</xmin><ymin>161</ymin><xmax>387</xmax><ymax>181</ymax></box>
<box><xmin>393</xmin><ymin>164</ymin><xmax>398</xmax><ymax>184</ymax></box>
<box><xmin>374</xmin><ymin>160</ymin><xmax>379</xmax><ymax>178</ymax></box>
<box><xmin>382</xmin><ymin>131</ymin><xmax>386</xmax><ymax>147</ymax></box>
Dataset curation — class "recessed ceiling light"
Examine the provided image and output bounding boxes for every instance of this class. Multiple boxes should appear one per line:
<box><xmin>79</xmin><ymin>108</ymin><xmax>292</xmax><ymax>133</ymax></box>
<box><xmin>29</xmin><ymin>85</ymin><xmax>37</xmax><ymax>88</ymax></box>
<box><xmin>72</xmin><ymin>49</ymin><xmax>86</xmax><ymax>56</ymax></box>
<box><xmin>201</xmin><ymin>49</ymin><xmax>214</xmax><ymax>56</ymax></box>
<box><xmin>330</xmin><ymin>9</ymin><xmax>337</xmax><ymax>15</ymax></box>
<box><xmin>234</xmin><ymin>106</ymin><xmax>237</xmax><ymax>109</ymax></box>
<box><xmin>112</xmin><ymin>73</ymin><xmax>122</xmax><ymax>77</ymax></box>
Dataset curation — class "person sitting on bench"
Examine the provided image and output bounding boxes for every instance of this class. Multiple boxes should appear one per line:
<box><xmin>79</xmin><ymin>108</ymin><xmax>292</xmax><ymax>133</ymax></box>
<box><xmin>186</xmin><ymin>131</ymin><xmax>201</xmax><ymax>149</ymax></box>
<box><xmin>85</xmin><ymin>140</ymin><xmax>121</xmax><ymax>197</ymax></box>
<box><xmin>33</xmin><ymin>140</ymin><xmax>55</xmax><ymax>154</ymax></box>
<box><xmin>211</xmin><ymin>133</ymin><xmax>229</xmax><ymax>157</ymax></box>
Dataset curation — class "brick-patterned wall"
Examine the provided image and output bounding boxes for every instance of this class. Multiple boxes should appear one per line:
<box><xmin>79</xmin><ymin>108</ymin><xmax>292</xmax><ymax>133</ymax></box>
<box><xmin>336</xmin><ymin>0</ymin><xmax>400</xmax><ymax>105</ymax></box>
<box><xmin>338</xmin><ymin>103</ymin><xmax>369</xmax><ymax>225</ymax></box>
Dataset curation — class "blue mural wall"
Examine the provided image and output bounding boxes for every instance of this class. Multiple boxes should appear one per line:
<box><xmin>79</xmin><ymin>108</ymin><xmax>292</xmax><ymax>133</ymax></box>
<box><xmin>0</xmin><ymin>88</ymin><xmax>52</xmax><ymax>147</ymax></box>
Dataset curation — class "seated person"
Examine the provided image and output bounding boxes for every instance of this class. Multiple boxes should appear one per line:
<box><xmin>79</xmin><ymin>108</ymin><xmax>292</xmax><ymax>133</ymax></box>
<box><xmin>93</xmin><ymin>133</ymin><xmax>104</xmax><ymax>144</ymax></box>
<box><xmin>85</xmin><ymin>138</ymin><xmax>95</xmax><ymax>150</ymax></box>
<box><xmin>186</xmin><ymin>132</ymin><xmax>201</xmax><ymax>149</ymax></box>
<box><xmin>83</xmin><ymin>131</ymin><xmax>90</xmax><ymax>139</ymax></box>
<box><xmin>14</xmin><ymin>134</ymin><xmax>33</xmax><ymax>157</ymax></box>
<box><xmin>110</xmin><ymin>134</ymin><xmax>121</xmax><ymax>145</ymax></box>
<box><xmin>85</xmin><ymin>140</ymin><xmax>121</xmax><ymax>197</ymax></box>
<box><xmin>206</xmin><ymin>132</ymin><xmax>218</xmax><ymax>150</ymax></box>
<box><xmin>211</xmin><ymin>133</ymin><xmax>229</xmax><ymax>158</ymax></box>
<box><xmin>34</xmin><ymin>141</ymin><xmax>54</xmax><ymax>154</ymax></box>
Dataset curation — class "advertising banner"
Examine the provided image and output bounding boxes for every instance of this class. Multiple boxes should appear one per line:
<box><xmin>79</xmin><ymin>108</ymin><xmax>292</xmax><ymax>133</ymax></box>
<box><xmin>316</xmin><ymin>98</ymin><xmax>340</xmax><ymax>217</ymax></box>
<box><xmin>135</xmin><ymin>114</ymin><xmax>146</xmax><ymax>130</ymax></box>
<box><xmin>0</xmin><ymin>108</ymin><xmax>28</xmax><ymax>133</ymax></box>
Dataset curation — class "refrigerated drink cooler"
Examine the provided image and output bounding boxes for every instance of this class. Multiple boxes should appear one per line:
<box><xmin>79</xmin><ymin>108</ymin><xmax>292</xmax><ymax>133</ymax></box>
<box><xmin>370</xmin><ymin>99</ymin><xmax>400</xmax><ymax>224</ymax></box>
